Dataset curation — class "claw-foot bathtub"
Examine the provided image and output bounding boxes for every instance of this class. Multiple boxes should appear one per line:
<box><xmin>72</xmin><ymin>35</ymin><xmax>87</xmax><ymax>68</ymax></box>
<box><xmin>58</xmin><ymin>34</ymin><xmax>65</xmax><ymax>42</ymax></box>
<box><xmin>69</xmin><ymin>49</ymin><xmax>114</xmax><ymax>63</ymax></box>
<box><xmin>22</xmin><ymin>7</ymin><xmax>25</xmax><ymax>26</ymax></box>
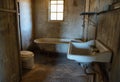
<box><xmin>34</xmin><ymin>38</ymin><xmax>81</xmax><ymax>44</ymax></box>
<box><xmin>34</xmin><ymin>38</ymin><xmax>82</xmax><ymax>53</ymax></box>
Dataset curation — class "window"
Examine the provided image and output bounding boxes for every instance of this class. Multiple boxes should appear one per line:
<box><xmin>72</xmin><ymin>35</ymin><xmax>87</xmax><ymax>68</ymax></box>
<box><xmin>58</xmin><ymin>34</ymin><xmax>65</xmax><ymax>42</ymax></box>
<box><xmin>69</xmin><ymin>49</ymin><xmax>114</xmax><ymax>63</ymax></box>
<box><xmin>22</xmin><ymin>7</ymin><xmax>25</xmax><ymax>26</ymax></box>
<box><xmin>48</xmin><ymin>0</ymin><xmax>64</xmax><ymax>21</ymax></box>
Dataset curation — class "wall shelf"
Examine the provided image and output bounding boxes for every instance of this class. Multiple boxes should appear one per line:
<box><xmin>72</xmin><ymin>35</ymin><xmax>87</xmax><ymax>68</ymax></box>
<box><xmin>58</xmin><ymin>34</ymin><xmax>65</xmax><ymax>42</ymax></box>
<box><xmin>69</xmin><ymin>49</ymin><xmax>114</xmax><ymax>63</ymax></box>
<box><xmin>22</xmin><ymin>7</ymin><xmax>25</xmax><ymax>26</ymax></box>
<box><xmin>80</xmin><ymin>8</ymin><xmax>120</xmax><ymax>15</ymax></box>
<box><xmin>80</xmin><ymin>12</ymin><xmax>98</xmax><ymax>15</ymax></box>
<box><xmin>98</xmin><ymin>8</ymin><xmax>120</xmax><ymax>15</ymax></box>
<box><xmin>111</xmin><ymin>2</ymin><xmax>120</xmax><ymax>9</ymax></box>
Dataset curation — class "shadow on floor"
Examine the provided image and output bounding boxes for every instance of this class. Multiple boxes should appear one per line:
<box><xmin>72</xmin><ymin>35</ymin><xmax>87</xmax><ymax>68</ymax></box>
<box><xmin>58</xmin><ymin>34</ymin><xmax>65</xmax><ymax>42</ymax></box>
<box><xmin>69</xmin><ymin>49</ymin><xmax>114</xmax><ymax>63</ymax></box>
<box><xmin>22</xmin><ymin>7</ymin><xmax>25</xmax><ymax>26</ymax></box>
<box><xmin>21</xmin><ymin>51</ymin><xmax>93</xmax><ymax>82</ymax></box>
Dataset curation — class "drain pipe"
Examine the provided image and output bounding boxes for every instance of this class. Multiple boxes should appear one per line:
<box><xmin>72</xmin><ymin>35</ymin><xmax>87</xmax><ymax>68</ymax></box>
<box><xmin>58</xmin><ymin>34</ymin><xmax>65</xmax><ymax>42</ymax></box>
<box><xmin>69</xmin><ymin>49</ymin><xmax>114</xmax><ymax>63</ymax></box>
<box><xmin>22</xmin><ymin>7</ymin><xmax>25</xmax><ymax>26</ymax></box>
<box><xmin>79</xmin><ymin>63</ymin><xmax>96</xmax><ymax>82</ymax></box>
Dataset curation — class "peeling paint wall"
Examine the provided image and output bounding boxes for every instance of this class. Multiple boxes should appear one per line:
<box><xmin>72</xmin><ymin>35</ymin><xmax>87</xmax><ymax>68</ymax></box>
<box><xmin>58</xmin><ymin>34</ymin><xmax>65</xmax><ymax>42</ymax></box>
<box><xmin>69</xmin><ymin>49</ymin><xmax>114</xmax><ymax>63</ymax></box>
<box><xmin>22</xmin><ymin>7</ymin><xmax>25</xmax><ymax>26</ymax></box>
<box><xmin>33</xmin><ymin>0</ymin><xmax>85</xmax><ymax>39</ymax></box>
<box><xmin>32</xmin><ymin>0</ymin><xmax>85</xmax><ymax>53</ymax></box>
<box><xmin>20</xmin><ymin>0</ymin><xmax>33</xmax><ymax>50</ymax></box>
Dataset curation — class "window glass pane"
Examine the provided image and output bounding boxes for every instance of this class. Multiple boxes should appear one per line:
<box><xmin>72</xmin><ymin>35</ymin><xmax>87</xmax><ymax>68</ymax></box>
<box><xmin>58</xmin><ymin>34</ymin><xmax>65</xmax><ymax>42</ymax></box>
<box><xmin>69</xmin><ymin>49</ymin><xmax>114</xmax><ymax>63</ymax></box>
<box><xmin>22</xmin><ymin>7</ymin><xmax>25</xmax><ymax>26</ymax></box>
<box><xmin>49</xmin><ymin>0</ymin><xmax>64</xmax><ymax>21</ymax></box>
<box><xmin>57</xmin><ymin>5</ymin><xmax>63</xmax><ymax>12</ymax></box>
<box><xmin>51</xmin><ymin>1</ymin><xmax>57</xmax><ymax>4</ymax></box>
<box><xmin>57</xmin><ymin>13</ymin><xmax>63</xmax><ymax>20</ymax></box>
<box><xmin>57</xmin><ymin>1</ymin><xmax>64</xmax><ymax>4</ymax></box>
<box><xmin>51</xmin><ymin>5</ymin><xmax>57</xmax><ymax>12</ymax></box>
<box><xmin>51</xmin><ymin>13</ymin><xmax>57</xmax><ymax>20</ymax></box>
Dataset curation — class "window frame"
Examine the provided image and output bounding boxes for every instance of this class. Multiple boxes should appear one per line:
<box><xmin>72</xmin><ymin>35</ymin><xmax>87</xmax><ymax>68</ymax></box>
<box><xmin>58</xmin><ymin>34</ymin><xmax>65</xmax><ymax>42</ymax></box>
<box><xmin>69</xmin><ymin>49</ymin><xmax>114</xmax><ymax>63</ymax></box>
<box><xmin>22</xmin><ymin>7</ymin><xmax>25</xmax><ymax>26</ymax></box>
<box><xmin>48</xmin><ymin>0</ymin><xmax>65</xmax><ymax>22</ymax></box>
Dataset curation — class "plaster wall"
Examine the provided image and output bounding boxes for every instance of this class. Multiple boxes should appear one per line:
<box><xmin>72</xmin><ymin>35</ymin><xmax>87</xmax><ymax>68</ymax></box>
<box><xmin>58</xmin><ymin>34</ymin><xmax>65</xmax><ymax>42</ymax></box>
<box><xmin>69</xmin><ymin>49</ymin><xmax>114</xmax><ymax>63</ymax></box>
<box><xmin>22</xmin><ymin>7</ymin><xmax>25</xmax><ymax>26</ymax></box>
<box><xmin>20</xmin><ymin>0</ymin><xmax>33</xmax><ymax>49</ymax></box>
<box><xmin>32</xmin><ymin>0</ymin><xmax>85</xmax><ymax>53</ymax></box>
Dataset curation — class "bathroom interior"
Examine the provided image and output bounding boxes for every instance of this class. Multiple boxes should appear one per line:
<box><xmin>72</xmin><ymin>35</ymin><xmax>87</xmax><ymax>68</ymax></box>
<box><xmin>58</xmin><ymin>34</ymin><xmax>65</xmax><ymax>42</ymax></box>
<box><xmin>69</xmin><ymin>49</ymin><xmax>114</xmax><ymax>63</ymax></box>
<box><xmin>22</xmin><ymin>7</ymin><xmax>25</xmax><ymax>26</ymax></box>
<box><xmin>0</xmin><ymin>0</ymin><xmax>120</xmax><ymax>82</ymax></box>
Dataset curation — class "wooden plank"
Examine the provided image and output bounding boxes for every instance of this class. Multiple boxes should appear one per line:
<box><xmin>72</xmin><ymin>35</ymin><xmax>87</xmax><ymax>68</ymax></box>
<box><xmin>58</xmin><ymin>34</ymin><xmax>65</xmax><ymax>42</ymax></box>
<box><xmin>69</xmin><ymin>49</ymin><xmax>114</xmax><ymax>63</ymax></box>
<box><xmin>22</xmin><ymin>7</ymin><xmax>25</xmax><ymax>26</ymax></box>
<box><xmin>86</xmin><ymin>1</ymin><xmax>120</xmax><ymax>82</ymax></box>
<box><xmin>0</xmin><ymin>0</ymin><xmax>3</xmax><ymax>8</ymax></box>
<box><xmin>97</xmin><ymin>10</ymin><xmax>120</xmax><ymax>82</ymax></box>
<box><xmin>9</xmin><ymin>0</ymin><xmax>15</xmax><ymax>10</ymax></box>
<box><xmin>0</xmin><ymin>0</ymin><xmax>20</xmax><ymax>82</ymax></box>
<box><xmin>3</xmin><ymin>0</ymin><xmax>9</xmax><ymax>9</ymax></box>
<box><xmin>97</xmin><ymin>9</ymin><xmax>120</xmax><ymax>51</ymax></box>
<box><xmin>8</xmin><ymin>13</ymin><xmax>20</xmax><ymax>82</ymax></box>
<box><xmin>0</xmin><ymin>8</ymin><xmax>16</xmax><ymax>13</ymax></box>
<box><xmin>0</xmin><ymin>0</ymin><xmax>15</xmax><ymax>10</ymax></box>
<box><xmin>0</xmin><ymin>12</ymin><xmax>20</xmax><ymax>82</ymax></box>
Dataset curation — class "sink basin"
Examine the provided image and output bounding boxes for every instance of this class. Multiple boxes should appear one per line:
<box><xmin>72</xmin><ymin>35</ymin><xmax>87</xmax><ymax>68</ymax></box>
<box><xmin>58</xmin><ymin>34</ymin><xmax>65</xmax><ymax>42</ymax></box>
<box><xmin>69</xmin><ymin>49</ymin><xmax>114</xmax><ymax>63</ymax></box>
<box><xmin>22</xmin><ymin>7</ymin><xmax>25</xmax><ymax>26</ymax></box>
<box><xmin>67</xmin><ymin>40</ymin><xmax>112</xmax><ymax>63</ymax></box>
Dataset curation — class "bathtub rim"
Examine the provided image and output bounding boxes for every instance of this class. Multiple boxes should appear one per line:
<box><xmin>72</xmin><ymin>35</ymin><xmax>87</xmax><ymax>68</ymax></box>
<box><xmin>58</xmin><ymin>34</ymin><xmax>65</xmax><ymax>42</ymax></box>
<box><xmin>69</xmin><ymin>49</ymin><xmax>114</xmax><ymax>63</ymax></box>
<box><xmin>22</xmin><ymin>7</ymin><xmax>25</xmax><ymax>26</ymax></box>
<box><xmin>34</xmin><ymin>38</ymin><xmax>81</xmax><ymax>44</ymax></box>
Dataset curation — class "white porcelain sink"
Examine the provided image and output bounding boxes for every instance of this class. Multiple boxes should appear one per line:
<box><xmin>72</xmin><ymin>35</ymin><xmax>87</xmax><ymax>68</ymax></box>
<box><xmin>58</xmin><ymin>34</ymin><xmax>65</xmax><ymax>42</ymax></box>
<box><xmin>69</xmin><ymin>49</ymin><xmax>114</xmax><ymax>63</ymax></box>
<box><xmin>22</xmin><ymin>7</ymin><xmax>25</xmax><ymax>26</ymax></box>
<box><xmin>67</xmin><ymin>40</ymin><xmax>112</xmax><ymax>63</ymax></box>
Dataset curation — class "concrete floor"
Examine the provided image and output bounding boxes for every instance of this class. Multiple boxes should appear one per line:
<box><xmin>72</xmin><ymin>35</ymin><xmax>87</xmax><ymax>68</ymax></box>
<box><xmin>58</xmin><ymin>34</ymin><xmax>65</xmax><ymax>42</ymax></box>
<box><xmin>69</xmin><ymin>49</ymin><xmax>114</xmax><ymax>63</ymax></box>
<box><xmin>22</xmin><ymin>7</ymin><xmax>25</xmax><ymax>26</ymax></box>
<box><xmin>21</xmin><ymin>52</ymin><xmax>94</xmax><ymax>82</ymax></box>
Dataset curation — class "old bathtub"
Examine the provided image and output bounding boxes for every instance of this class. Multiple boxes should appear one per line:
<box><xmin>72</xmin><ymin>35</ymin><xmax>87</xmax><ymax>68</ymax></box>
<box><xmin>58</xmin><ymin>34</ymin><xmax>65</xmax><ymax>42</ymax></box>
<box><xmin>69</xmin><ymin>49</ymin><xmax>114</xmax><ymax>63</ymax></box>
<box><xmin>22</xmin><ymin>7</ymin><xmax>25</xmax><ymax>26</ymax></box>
<box><xmin>34</xmin><ymin>38</ymin><xmax>81</xmax><ymax>44</ymax></box>
<box><xmin>34</xmin><ymin>38</ymin><xmax>81</xmax><ymax>53</ymax></box>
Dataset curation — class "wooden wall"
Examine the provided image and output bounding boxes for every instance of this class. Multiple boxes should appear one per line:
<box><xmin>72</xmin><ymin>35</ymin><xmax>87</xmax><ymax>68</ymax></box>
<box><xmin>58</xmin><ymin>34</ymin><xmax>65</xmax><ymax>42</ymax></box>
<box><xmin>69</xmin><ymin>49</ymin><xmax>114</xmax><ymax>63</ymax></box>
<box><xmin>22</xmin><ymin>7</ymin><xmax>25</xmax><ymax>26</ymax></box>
<box><xmin>84</xmin><ymin>0</ymin><xmax>112</xmax><ymax>40</ymax></box>
<box><xmin>86</xmin><ymin>0</ymin><xmax>120</xmax><ymax>82</ymax></box>
<box><xmin>0</xmin><ymin>0</ymin><xmax>20</xmax><ymax>82</ymax></box>
<box><xmin>97</xmin><ymin>9</ymin><xmax>120</xmax><ymax>82</ymax></box>
<box><xmin>113</xmin><ymin>0</ymin><xmax>120</xmax><ymax>3</ymax></box>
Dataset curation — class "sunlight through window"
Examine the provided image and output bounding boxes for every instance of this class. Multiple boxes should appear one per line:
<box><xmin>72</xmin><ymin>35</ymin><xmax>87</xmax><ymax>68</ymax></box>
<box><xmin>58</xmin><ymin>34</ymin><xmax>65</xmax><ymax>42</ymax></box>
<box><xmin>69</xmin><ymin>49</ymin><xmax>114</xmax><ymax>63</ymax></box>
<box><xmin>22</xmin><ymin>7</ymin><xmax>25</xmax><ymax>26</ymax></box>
<box><xmin>49</xmin><ymin>0</ymin><xmax>64</xmax><ymax>21</ymax></box>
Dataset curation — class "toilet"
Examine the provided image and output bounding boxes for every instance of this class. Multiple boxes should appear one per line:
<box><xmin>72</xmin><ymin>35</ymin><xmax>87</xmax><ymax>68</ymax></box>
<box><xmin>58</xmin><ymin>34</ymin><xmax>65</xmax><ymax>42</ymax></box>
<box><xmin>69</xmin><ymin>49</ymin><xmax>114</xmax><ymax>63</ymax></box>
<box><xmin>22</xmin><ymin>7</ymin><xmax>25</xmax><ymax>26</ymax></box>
<box><xmin>20</xmin><ymin>51</ymin><xmax>35</xmax><ymax>69</ymax></box>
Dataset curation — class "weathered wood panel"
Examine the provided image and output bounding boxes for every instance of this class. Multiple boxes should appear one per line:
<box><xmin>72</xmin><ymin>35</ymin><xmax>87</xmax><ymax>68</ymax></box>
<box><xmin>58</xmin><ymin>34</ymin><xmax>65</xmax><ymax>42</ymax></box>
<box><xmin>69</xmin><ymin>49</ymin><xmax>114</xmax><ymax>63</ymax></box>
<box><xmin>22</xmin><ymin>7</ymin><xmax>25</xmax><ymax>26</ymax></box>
<box><xmin>97</xmin><ymin>9</ymin><xmax>120</xmax><ymax>56</ymax></box>
<box><xmin>0</xmin><ymin>12</ymin><xmax>9</xmax><ymax>82</ymax></box>
<box><xmin>113</xmin><ymin>0</ymin><xmax>120</xmax><ymax>3</ymax></box>
<box><xmin>0</xmin><ymin>0</ymin><xmax>20</xmax><ymax>82</ymax></box>
<box><xmin>97</xmin><ymin>9</ymin><xmax>120</xmax><ymax>82</ymax></box>
<box><xmin>0</xmin><ymin>12</ymin><xmax>20</xmax><ymax>82</ymax></box>
<box><xmin>0</xmin><ymin>0</ymin><xmax>15</xmax><ymax>10</ymax></box>
<box><xmin>84</xmin><ymin>0</ymin><xmax>113</xmax><ymax>40</ymax></box>
<box><xmin>85</xmin><ymin>1</ymin><xmax>120</xmax><ymax>82</ymax></box>
<box><xmin>9</xmin><ymin>0</ymin><xmax>16</xmax><ymax>10</ymax></box>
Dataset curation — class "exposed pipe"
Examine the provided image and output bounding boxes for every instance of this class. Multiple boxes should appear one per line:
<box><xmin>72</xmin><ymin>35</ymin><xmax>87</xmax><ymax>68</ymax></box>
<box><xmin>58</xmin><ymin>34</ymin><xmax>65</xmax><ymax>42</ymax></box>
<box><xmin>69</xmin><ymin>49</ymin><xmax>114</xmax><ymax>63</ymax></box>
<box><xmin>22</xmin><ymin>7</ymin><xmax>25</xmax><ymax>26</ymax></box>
<box><xmin>79</xmin><ymin>63</ymin><xmax>96</xmax><ymax>82</ymax></box>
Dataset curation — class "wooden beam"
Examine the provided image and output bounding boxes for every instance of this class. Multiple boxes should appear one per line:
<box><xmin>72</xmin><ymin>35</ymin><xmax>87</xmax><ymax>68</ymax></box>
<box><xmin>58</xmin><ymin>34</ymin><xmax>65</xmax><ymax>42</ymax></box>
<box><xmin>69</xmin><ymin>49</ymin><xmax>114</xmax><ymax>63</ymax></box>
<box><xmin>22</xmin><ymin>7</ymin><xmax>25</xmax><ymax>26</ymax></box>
<box><xmin>0</xmin><ymin>8</ymin><xmax>16</xmax><ymax>13</ymax></box>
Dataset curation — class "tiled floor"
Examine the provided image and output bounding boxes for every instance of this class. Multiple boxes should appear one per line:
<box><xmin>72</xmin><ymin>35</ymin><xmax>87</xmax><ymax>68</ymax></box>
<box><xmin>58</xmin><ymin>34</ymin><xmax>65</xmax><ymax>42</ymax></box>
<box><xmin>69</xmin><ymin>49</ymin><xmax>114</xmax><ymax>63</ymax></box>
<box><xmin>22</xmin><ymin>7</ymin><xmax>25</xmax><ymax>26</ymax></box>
<box><xmin>21</xmin><ymin>52</ymin><xmax>94</xmax><ymax>82</ymax></box>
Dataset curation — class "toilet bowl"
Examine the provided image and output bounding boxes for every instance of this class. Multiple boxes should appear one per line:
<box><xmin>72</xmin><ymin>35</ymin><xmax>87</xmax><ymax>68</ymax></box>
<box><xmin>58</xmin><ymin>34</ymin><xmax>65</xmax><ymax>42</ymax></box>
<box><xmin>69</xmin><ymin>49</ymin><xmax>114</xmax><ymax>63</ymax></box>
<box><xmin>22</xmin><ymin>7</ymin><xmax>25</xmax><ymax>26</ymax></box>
<box><xmin>20</xmin><ymin>51</ymin><xmax>35</xmax><ymax>69</ymax></box>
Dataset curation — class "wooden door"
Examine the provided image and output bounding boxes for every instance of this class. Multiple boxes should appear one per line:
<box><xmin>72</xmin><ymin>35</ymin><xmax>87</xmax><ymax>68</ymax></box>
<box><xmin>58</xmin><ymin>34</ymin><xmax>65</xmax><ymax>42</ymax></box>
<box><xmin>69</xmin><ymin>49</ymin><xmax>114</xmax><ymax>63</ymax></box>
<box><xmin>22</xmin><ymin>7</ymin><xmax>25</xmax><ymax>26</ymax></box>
<box><xmin>0</xmin><ymin>0</ymin><xmax>20</xmax><ymax>82</ymax></box>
